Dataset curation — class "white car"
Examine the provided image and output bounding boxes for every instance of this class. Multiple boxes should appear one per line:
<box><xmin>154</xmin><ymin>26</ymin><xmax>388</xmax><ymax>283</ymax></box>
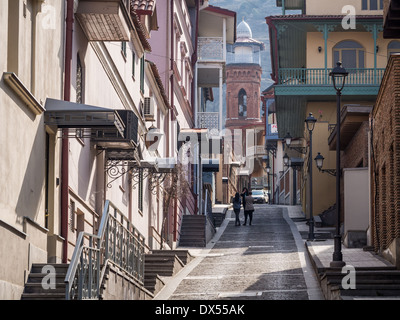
<box><xmin>252</xmin><ymin>189</ymin><xmax>266</xmax><ymax>204</ymax></box>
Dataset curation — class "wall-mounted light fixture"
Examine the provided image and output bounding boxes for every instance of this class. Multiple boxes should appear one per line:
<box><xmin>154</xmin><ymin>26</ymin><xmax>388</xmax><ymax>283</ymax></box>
<box><xmin>318</xmin><ymin>46</ymin><xmax>322</xmax><ymax>53</ymax></box>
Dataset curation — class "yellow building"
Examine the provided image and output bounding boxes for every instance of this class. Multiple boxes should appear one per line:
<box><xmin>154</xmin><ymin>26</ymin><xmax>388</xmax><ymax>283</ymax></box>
<box><xmin>267</xmin><ymin>0</ymin><xmax>394</xmax><ymax>242</ymax></box>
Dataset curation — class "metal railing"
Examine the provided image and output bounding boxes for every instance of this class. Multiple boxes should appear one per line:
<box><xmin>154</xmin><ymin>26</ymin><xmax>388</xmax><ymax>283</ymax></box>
<box><xmin>278</xmin><ymin>68</ymin><xmax>385</xmax><ymax>86</ymax></box>
<box><xmin>247</xmin><ymin>146</ymin><xmax>268</xmax><ymax>157</ymax></box>
<box><xmin>198</xmin><ymin>37</ymin><xmax>224</xmax><ymax>61</ymax></box>
<box><xmin>65</xmin><ymin>200</ymin><xmax>145</xmax><ymax>300</ymax></box>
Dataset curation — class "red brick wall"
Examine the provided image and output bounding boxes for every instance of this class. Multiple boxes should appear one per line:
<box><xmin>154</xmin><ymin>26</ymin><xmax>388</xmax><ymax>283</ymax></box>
<box><xmin>225</xmin><ymin>64</ymin><xmax>262</xmax><ymax>128</ymax></box>
<box><xmin>371</xmin><ymin>54</ymin><xmax>400</xmax><ymax>251</ymax></box>
<box><xmin>342</xmin><ymin>121</ymin><xmax>369</xmax><ymax>169</ymax></box>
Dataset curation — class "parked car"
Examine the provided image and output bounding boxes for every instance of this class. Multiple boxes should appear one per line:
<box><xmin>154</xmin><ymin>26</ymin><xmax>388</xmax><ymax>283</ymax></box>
<box><xmin>252</xmin><ymin>189</ymin><xmax>266</xmax><ymax>204</ymax></box>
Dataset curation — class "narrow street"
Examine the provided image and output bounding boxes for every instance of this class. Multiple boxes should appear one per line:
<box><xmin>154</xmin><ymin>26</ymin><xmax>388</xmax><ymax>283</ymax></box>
<box><xmin>155</xmin><ymin>205</ymin><xmax>324</xmax><ymax>300</ymax></box>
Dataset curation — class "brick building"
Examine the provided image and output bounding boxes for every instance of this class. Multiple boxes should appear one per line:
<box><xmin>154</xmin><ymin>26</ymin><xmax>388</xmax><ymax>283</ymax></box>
<box><xmin>370</xmin><ymin>54</ymin><xmax>400</xmax><ymax>260</ymax></box>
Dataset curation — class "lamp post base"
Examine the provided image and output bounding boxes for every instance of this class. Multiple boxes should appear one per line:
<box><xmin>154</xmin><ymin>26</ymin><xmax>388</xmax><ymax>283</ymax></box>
<box><xmin>307</xmin><ymin>219</ymin><xmax>315</xmax><ymax>241</ymax></box>
<box><xmin>330</xmin><ymin>235</ymin><xmax>345</xmax><ymax>268</ymax></box>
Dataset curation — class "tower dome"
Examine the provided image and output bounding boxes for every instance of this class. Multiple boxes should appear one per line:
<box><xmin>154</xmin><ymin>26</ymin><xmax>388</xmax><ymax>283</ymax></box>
<box><xmin>237</xmin><ymin>19</ymin><xmax>252</xmax><ymax>39</ymax></box>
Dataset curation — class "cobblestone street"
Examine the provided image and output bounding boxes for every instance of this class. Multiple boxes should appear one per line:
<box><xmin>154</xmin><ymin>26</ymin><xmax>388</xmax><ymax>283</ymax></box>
<box><xmin>155</xmin><ymin>205</ymin><xmax>324</xmax><ymax>300</ymax></box>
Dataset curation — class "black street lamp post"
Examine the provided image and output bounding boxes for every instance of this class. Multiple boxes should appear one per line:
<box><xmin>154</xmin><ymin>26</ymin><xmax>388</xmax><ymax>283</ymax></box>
<box><xmin>330</xmin><ymin>61</ymin><xmax>348</xmax><ymax>268</ymax></box>
<box><xmin>305</xmin><ymin>112</ymin><xmax>317</xmax><ymax>240</ymax></box>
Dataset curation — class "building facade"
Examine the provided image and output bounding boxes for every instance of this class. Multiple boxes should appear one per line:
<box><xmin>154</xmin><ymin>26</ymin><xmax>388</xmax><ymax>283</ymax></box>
<box><xmin>267</xmin><ymin>0</ymin><xmax>389</xmax><ymax>238</ymax></box>
<box><xmin>0</xmin><ymin>0</ymin><xmax>238</xmax><ymax>300</ymax></box>
<box><xmin>0</xmin><ymin>0</ymin><xmax>65</xmax><ymax>299</ymax></box>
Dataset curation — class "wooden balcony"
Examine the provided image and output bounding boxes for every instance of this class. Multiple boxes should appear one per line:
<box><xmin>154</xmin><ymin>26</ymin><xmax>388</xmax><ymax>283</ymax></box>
<box><xmin>76</xmin><ymin>0</ymin><xmax>132</xmax><ymax>41</ymax></box>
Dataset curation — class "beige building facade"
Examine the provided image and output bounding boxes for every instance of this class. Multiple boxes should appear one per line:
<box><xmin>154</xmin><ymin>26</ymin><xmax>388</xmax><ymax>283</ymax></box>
<box><xmin>0</xmin><ymin>0</ymin><xmax>65</xmax><ymax>299</ymax></box>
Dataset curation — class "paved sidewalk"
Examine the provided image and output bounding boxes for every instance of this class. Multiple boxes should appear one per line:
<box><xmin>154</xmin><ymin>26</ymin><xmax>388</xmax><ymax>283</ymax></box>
<box><xmin>284</xmin><ymin>205</ymin><xmax>394</xmax><ymax>273</ymax></box>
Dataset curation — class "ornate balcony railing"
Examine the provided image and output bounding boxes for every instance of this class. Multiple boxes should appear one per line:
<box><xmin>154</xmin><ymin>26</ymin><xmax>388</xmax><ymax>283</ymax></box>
<box><xmin>65</xmin><ymin>200</ymin><xmax>145</xmax><ymax>300</ymax></box>
<box><xmin>198</xmin><ymin>37</ymin><xmax>224</xmax><ymax>61</ymax></box>
<box><xmin>247</xmin><ymin>146</ymin><xmax>268</xmax><ymax>157</ymax></box>
<box><xmin>278</xmin><ymin>68</ymin><xmax>385</xmax><ymax>86</ymax></box>
<box><xmin>197</xmin><ymin>112</ymin><xmax>220</xmax><ymax>136</ymax></box>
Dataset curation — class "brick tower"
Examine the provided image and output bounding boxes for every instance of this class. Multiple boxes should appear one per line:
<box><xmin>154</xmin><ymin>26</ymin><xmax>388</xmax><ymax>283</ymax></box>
<box><xmin>225</xmin><ymin>19</ymin><xmax>265</xmax><ymax>190</ymax></box>
<box><xmin>226</xmin><ymin>18</ymin><xmax>264</xmax><ymax>130</ymax></box>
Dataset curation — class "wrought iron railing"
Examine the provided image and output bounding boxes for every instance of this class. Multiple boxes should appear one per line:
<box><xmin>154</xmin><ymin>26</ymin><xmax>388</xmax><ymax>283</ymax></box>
<box><xmin>278</xmin><ymin>68</ymin><xmax>385</xmax><ymax>86</ymax></box>
<box><xmin>65</xmin><ymin>200</ymin><xmax>145</xmax><ymax>300</ymax></box>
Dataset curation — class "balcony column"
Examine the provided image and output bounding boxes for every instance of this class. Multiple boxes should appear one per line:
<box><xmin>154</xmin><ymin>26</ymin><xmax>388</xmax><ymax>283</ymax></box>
<box><xmin>219</xmin><ymin>67</ymin><xmax>223</xmax><ymax>132</ymax></box>
<box><xmin>316</xmin><ymin>24</ymin><xmax>335</xmax><ymax>83</ymax></box>
<box><xmin>194</xmin><ymin>63</ymin><xmax>198</xmax><ymax>126</ymax></box>
<box><xmin>363</xmin><ymin>23</ymin><xmax>383</xmax><ymax>84</ymax></box>
<box><xmin>223</xmin><ymin>18</ymin><xmax>227</xmax><ymax>62</ymax></box>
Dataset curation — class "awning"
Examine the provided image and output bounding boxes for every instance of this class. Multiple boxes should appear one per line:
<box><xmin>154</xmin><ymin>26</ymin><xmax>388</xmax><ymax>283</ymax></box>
<box><xmin>202</xmin><ymin>158</ymin><xmax>219</xmax><ymax>172</ymax></box>
<box><xmin>44</xmin><ymin>98</ymin><xmax>139</xmax><ymax>151</ymax></box>
<box><xmin>44</xmin><ymin>98</ymin><xmax>125</xmax><ymax>136</ymax></box>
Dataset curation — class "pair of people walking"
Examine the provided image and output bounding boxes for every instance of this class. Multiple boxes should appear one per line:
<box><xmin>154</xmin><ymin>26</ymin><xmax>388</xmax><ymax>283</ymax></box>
<box><xmin>232</xmin><ymin>187</ymin><xmax>254</xmax><ymax>226</ymax></box>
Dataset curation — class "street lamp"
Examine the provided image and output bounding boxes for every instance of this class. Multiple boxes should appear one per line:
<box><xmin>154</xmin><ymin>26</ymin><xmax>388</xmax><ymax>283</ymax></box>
<box><xmin>283</xmin><ymin>153</ymin><xmax>290</xmax><ymax>166</ymax></box>
<box><xmin>314</xmin><ymin>152</ymin><xmax>336</xmax><ymax>177</ymax></box>
<box><xmin>330</xmin><ymin>61</ymin><xmax>348</xmax><ymax>268</ymax></box>
<box><xmin>305</xmin><ymin>112</ymin><xmax>317</xmax><ymax>240</ymax></box>
<box><xmin>283</xmin><ymin>132</ymin><xmax>307</xmax><ymax>154</ymax></box>
<box><xmin>284</xmin><ymin>132</ymin><xmax>292</xmax><ymax>146</ymax></box>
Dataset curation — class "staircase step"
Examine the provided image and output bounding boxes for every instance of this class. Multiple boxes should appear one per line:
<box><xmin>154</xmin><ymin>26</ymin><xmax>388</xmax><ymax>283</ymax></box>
<box><xmin>150</xmin><ymin>250</ymin><xmax>195</xmax><ymax>265</ymax></box>
<box><xmin>23</xmin><ymin>282</ymin><xmax>66</xmax><ymax>294</ymax></box>
<box><xmin>21</xmin><ymin>293</ymin><xmax>66</xmax><ymax>300</ymax></box>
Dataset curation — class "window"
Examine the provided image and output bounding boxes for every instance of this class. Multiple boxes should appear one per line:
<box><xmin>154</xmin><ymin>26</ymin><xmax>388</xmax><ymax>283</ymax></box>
<box><xmin>333</xmin><ymin>40</ymin><xmax>365</xmax><ymax>69</ymax></box>
<box><xmin>121</xmin><ymin>41</ymin><xmax>127</xmax><ymax>58</ymax></box>
<box><xmin>76</xmin><ymin>54</ymin><xmax>84</xmax><ymax>142</ymax></box>
<box><xmin>362</xmin><ymin>0</ymin><xmax>383</xmax><ymax>10</ymax></box>
<box><xmin>76</xmin><ymin>54</ymin><xmax>83</xmax><ymax>104</ymax></box>
<box><xmin>140</xmin><ymin>56</ymin><xmax>145</xmax><ymax>94</ymax></box>
<box><xmin>387</xmin><ymin>41</ymin><xmax>400</xmax><ymax>59</ymax></box>
<box><xmin>238</xmin><ymin>89</ymin><xmax>247</xmax><ymax>117</ymax></box>
<box><xmin>132</xmin><ymin>51</ymin><xmax>136</xmax><ymax>78</ymax></box>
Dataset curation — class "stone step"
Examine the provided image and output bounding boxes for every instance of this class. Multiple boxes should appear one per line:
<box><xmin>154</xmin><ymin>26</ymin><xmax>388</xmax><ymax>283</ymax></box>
<box><xmin>30</xmin><ymin>263</ymin><xmax>70</xmax><ymax>274</ymax></box>
<box><xmin>21</xmin><ymin>293</ymin><xmax>66</xmax><ymax>300</ymax></box>
<box><xmin>21</xmin><ymin>263</ymin><xmax>69</xmax><ymax>300</ymax></box>
<box><xmin>150</xmin><ymin>250</ymin><xmax>195</xmax><ymax>265</ymax></box>
<box><xmin>23</xmin><ymin>282</ymin><xmax>66</xmax><ymax>294</ymax></box>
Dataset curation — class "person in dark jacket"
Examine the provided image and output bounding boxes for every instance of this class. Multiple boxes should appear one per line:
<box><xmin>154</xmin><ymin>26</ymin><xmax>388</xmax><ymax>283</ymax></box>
<box><xmin>240</xmin><ymin>187</ymin><xmax>248</xmax><ymax>211</ymax></box>
<box><xmin>243</xmin><ymin>191</ymin><xmax>254</xmax><ymax>226</ymax></box>
<box><xmin>232</xmin><ymin>192</ymin><xmax>242</xmax><ymax>226</ymax></box>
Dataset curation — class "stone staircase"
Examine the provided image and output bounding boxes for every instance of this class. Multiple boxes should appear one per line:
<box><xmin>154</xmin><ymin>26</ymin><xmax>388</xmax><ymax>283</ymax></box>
<box><xmin>21</xmin><ymin>263</ymin><xmax>69</xmax><ymax>300</ymax></box>
<box><xmin>178</xmin><ymin>215</ymin><xmax>207</xmax><ymax>247</ymax></box>
<box><xmin>143</xmin><ymin>250</ymin><xmax>194</xmax><ymax>295</ymax></box>
<box><xmin>320</xmin><ymin>267</ymin><xmax>400</xmax><ymax>299</ymax></box>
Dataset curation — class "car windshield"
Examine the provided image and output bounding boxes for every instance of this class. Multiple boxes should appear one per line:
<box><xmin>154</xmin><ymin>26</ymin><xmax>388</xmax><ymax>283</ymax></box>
<box><xmin>252</xmin><ymin>191</ymin><xmax>264</xmax><ymax>196</ymax></box>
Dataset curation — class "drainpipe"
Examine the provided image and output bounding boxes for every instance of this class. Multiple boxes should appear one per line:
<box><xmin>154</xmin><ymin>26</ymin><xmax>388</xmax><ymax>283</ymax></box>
<box><xmin>192</xmin><ymin>0</ymin><xmax>199</xmax><ymax>124</ymax></box>
<box><xmin>61</xmin><ymin>0</ymin><xmax>74</xmax><ymax>263</ymax></box>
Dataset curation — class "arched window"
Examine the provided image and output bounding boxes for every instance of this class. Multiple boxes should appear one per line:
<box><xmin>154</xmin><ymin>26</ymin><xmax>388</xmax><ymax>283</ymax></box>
<box><xmin>387</xmin><ymin>41</ymin><xmax>400</xmax><ymax>59</ymax></box>
<box><xmin>238</xmin><ymin>89</ymin><xmax>247</xmax><ymax>117</ymax></box>
<box><xmin>333</xmin><ymin>40</ymin><xmax>365</xmax><ymax>69</ymax></box>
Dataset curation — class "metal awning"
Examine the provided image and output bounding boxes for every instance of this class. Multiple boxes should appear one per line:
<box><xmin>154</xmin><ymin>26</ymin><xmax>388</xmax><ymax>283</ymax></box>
<box><xmin>44</xmin><ymin>98</ymin><xmax>125</xmax><ymax>136</ymax></box>
<box><xmin>202</xmin><ymin>158</ymin><xmax>219</xmax><ymax>172</ymax></box>
<box><xmin>44</xmin><ymin>98</ymin><xmax>139</xmax><ymax>152</ymax></box>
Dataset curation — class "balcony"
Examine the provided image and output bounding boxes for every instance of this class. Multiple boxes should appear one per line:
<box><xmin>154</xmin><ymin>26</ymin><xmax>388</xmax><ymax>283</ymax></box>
<box><xmin>276</xmin><ymin>67</ymin><xmax>385</xmax><ymax>96</ymax></box>
<box><xmin>197</xmin><ymin>112</ymin><xmax>219</xmax><ymax>136</ymax></box>
<box><xmin>247</xmin><ymin>146</ymin><xmax>268</xmax><ymax>158</ymax></box>
<box><xmin>75</xmin><ymin>0</ymin><xmax>132</xmax><ymax>41</ymax></box>
<box><xmin>198</xmin><ymin>37</ymin><xmax>224</xmax><ymax>62</ymax></box>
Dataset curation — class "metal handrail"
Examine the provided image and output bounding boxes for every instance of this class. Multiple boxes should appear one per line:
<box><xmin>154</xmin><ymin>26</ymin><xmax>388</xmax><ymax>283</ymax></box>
<box><xmin>65</xmin><ymin>200</ymin><xmax>145</xmax><ymax>300</ymax></box>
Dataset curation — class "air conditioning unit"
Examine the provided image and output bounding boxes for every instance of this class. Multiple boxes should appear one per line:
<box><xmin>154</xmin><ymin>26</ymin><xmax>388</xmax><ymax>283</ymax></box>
<box><xmin>143</xmin><ymin>97</ymin><xmax>155</xmax><ymax>121</ymax></box>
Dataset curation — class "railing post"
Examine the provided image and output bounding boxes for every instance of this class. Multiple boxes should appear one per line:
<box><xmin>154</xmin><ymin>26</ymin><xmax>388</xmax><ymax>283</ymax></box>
<box><xmin>88</xmin><ymin>238</ymin><xmax>93</xmax><ymax>299</ymax></box>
